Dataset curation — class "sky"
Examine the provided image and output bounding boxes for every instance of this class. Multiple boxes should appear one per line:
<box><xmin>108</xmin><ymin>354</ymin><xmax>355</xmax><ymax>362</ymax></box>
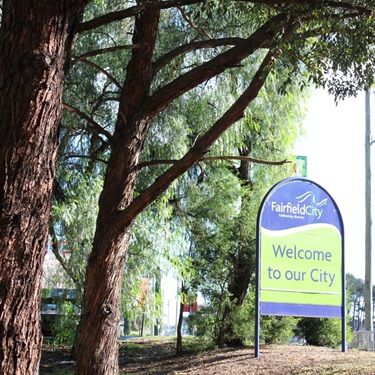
<box><xmin>296</xmin><ymin>88</ymin><xmax>371</xmax><ymax>280</ymax></box>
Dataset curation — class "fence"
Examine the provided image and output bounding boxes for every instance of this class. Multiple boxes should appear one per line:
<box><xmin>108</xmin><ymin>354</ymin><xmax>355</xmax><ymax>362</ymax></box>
<box><xmin>349</xmin><ymin>331</ymin><xmax>374</xmax><ymax>351</ymax></box>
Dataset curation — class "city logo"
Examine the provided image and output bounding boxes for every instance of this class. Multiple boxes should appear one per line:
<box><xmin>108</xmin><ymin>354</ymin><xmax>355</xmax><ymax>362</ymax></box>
<box><xmin>296</xmin><ymin>191</ymin><xmax>328</xmax><ymax>206</ymax></box>
<box><xmin>270</xmin><ymin>191</ymin><xmax>328</xmax><ymax>220</ymax></box>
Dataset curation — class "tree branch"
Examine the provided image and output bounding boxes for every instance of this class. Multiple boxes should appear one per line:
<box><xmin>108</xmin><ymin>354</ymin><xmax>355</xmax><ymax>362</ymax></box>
<box><xmin>72</xmin><ymin>59</ymin><xmax>123</xmax><ymax>90</ymax></box>
<box><xmin>76</xmin><ymin>0</ymin><xmax>373</xmax><ymax>35</ymax></box>
<box><xmin>203</xmin><ymin>155</ymin><xmax>290</xmax><ymax>165</ymax></box>
<box><xmin>117</xmin><ymin>47</ymin><xmax>284</xmax><ymax>228</ymax></box>
<box><xmin>177</xmin><ymin>5</ymin><xmax>212</xmax><ymax>40</ymax></box>
<box><xmin>250</xmin><ymin>0</ymin><xmax>372</xmax><ymax>15</ymax></box>
<box><xmin>152</xmin><ymin>38</ymin><xmax>244</xmax><ymax>75</ymax></box>
<box><xmin>63</xmin><ymin>103</ymin><xmax>113</xmax><ymax>142</ymax></box>
<box><xmin>113</xmin><ymin>14</ymin><xmax>302</xmax><ymax>229</ymax></box>
<box><xmin>49</xmin><ymin>223</ymin><xmax>80</xmax><ymax>287</ymax></box>
<box><xmin>144</xmin><ymin>13</ymin><xmax>292</xmax><ymax>118</ymax></box>
<box><xmin>138</xmin><ymin>155</ymin><xmax>290</xmax><ymax>169</ymax></box>
<box><xmin>63</xmin><ymin>154</ymin><xmax>109</xmax><ymax>165</ymax></box>
<box><xmin>76</xmin><ymin>0</ymin><xmax>205</xmax><ymax>33</ymax></box>
<box><xmin>73</xmin><ymin>45</ymin><xmax>141</xmax><ymax>62</ymax></box>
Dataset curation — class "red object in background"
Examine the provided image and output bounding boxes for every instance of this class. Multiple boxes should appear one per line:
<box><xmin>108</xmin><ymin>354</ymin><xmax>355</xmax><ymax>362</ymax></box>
<box><xmin>138</xmin><ymin>278</ymin><xmax>150</xmax><ymax>309</ymax></box>
<box><xmin>183</xmin><ymin>294</ymin><xmax>197</xmax><ymax>313</ymax></box>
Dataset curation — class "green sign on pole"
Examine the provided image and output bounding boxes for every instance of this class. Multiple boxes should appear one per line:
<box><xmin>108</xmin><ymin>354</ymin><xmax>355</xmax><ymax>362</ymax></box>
<box><xmin>294</xmin><ymin>155</ymin><xmax>307</xmax><ymax>177</ymax></box>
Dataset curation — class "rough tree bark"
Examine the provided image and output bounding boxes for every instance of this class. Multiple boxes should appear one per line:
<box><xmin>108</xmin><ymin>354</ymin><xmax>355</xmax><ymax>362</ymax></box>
<box><xmin>0</xmin><ymin>2</ymin><xmax>88</xmax><ymax>374</ymax></box>
<box><xmin>75</xmin><ymin>7</ymin><xmax>162</xmax><ymax>375</ymax></box>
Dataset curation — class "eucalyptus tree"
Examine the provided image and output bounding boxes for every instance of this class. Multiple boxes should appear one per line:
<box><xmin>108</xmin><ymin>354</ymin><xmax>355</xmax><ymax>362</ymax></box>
<box><xmin>55</xmin><ymin>0</ymin><xmax>186</xmax><ymax>345</ymax></box>
<box><xmin>2</xmin><ymin>1</ymin><xmax>375</xmax><ymax>374</ymax></box>
<box><xmin>346</xmin><ymin>273</ymin><xmax>365</xmax><ymax>330</ymax></box>
<box><xmin>0</xmin><ymin>2</ymin><xmax>90</xmax><ymax>374</ymax></box>
<box><xmin>179</xmin><ymin>66</ymin><xmax>307</xmax><ymax>346</ymax></box>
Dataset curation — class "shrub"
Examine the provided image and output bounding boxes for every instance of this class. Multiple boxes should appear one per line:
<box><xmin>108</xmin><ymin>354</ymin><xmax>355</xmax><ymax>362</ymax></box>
<box><xmin>295</xmin><ymin>317</ymin><xmax>342</xmax><ymax>348</ymax></box>
<box><xmin>261</xmin><ymin>315</ymin><xmax>298</xmax><ymax>344</ymax></box>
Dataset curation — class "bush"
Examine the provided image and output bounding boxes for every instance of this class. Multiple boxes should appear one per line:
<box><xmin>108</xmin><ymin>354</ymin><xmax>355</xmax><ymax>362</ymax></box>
<box><xmin>261</xmin><ymin>315</ymin><xmax>298</xmax><ymax>344</ymax></box>
<box><xmin>186</xmin><ymin>305</ymin><xmax>216</xmax><ymax>338</ymax></box>
<box><xmin>229</xmin><ymin>297</ymin><xmax>255</xmax><ymax>345</ymax></box>
<box><xmin>51</xmin><ymin>301</ymin><xmax>80</xmax><ymax>345</ymax></box>
<box><xmin>295</xmin><ymin>317</ymin><xmax>342</xmax><ymax>348</ymax></box>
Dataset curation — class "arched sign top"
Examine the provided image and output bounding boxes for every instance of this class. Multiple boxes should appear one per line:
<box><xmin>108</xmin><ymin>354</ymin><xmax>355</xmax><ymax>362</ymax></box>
<box><xmin>259</xmin><ymin>177</ymin><xmax>344</xmax><ymax>233</ymax></box>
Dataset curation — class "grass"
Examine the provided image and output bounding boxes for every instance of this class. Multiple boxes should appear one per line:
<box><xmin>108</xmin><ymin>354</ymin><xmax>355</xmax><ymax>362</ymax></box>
<box><xmin>177</xmin><ymin>335</ymin><xmax>216</xmax><ymax>353</ymax></box>
<box><xmin>120</xmin><ymin>341</ymin><xmax>145</xmax><ymax>351</ymax></box>
<box><xmin>42</xmin><ymin>370</ymin><xmax>74</xmax><ymax>375</ymax></box>
<box><xmin>41</xmin><ymin>337</ymin><xmax>375</xmax><ymax>375</ymax></box>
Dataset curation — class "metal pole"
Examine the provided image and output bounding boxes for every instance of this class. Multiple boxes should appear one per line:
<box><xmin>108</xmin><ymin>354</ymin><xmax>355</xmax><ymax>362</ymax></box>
<box><xmin>364</xmin><ymin>88</ymin><xmax>373</xmax><ymax>332</ymax></box>
<box><xmin>342</xmin><ymin>231</ymin><xmax>346</xmax><ymax>352</ymax></box>
<box><xmin>255</xmin><ymin>214</ymin><xmax>261</xmax><ymax>357</ymax></box>
<box><xmin>255</xmin><ymin>269</ymin><xmax>260</xmax><ymax>357</ymax></box>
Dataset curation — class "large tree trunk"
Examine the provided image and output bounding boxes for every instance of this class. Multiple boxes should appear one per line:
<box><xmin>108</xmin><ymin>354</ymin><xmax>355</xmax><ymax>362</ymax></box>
<box><xmin>0</xmin><ymin>2</ymin><xmax>88</xmax><ymax>374</ymax></box>
<box><xmin>74</xmin><ymin>121</ymin><xmax>152</xmax><ymax>374</ymax></box>
<box><xmin>75</xmin><ymin>7</ymin><xmax>161</xmax><ymax>375</ymax></box>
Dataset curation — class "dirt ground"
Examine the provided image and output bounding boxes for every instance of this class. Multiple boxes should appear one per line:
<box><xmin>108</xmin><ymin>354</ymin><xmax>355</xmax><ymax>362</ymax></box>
<box><xmin>40</xmin><ymin>337</ymin><xmax>375</xmax><ymax>374</ymax></box>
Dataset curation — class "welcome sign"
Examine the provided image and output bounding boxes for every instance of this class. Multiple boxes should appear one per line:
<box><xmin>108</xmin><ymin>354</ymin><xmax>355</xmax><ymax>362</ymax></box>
<box><xmin>256</xmin><ymin>177</ymin><xmax>345</xmax><ymax>319</ymax></box>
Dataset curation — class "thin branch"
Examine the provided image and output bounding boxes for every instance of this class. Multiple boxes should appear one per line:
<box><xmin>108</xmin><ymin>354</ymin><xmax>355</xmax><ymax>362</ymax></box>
<box><xmin>150</xmin><ymin>3</ymin><xmax>371</xmax><ymax>114</ymax></box>
<box><xmin>138</xmin><ymin>155</ymin><xmax>290</xmax><ymax>170</ymax></box>
<box><xmin>73</xmin><ymin>45</ymin><xmax>141</xmax><ymax>62</ymax></box>
<box><xmin>202</xmin><ymin>155</ymin><xmax>290</xmax><ymax>165</ymax></box>
<box><xmin>122</xmin><ymin>289</ymin><xmax>145</xmax><ymax>308</ymax></box>
<box><xmin>63</xmin><ymin>152</ymin><xmax>288</xmax><ymax>171</ymax></box>
<box><xmin>49</xmin><ymin>223</ymin><xmax>80</xmax><ymax>287</ymax></box>
<box><xmin>63</xmin><ymin>103</ymin><xmax>113</xmax><ymax>142</ymax></box>
<box><xmin>249</xmin><ymin>0</ymin><xmax>373</xmax><ymax>15</ymax></box>
<box><xmin>63</xmin><ymin>154</ymin><xmax>109</xmax><ymax>165</ymax></box>
<box><xmin>73</xmin><ymin>59</ymin><xmax>123</xmax><ymax>90</ymax></box>
<box><xmin>76</xmin><ymin>0</ymin><xmax>205</xmax><ymax>33</ymax></box>
<box><xmin>177</xmin><ymin>5</ymin><xmax>212</xmax><ymax>40</ymax></box>
<box><xmin>152</xmin><ymin>38</ymin><xmax>244</xmax><ymax>75</ymax></box>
